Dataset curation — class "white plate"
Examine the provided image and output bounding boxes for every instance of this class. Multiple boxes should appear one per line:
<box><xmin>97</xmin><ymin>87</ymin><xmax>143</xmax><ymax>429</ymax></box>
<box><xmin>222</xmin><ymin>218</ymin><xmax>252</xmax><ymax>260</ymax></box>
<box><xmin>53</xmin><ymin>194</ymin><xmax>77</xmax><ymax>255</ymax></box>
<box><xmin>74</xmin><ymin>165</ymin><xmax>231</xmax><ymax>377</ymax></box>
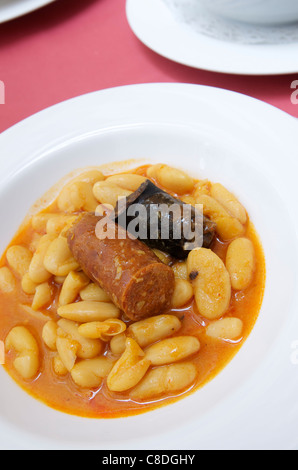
<box><xmin>0</xmin><ymin>0</ymin><xmax>55</xmax><ymax>23</ymax></box>
<box><xmin>0</xmin><ymin>83</ymin><xmax>298</xmax><ymax>450</ymax></box>
<box><xmin>126</xmin><ymin>0</ymin><xmax>298</xmax><ymax>75</ymax></box>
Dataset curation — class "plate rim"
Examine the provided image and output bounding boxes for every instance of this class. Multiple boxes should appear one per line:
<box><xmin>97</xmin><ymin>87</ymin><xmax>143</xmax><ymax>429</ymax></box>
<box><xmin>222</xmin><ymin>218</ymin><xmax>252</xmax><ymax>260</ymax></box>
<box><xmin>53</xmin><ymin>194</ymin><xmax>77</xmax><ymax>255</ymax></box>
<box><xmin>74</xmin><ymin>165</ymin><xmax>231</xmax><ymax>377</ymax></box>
<box><xmin>126</xmin><ymin>0</ymin><xmax>298</xmax><ymax>76</ymax></box>
<box><xmin>2</xmin><ymin>81</ymin><xmax>297</xmax><ymax>136</ymax></box>
<box><xmin>0</xmin><ymin>0</ymin><xmax>56</xmax><ymax>24</ymax></box>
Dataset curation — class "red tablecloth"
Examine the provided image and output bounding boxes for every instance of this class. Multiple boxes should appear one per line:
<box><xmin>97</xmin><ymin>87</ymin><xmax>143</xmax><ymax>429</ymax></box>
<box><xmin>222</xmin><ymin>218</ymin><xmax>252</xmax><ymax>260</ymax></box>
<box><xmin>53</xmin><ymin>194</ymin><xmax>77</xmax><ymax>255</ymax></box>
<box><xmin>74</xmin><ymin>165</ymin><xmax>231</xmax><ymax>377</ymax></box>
<box><xmin>0</xmin><ymin>0</ymin><xmax>297</xmax><ymax>134</ymax></box>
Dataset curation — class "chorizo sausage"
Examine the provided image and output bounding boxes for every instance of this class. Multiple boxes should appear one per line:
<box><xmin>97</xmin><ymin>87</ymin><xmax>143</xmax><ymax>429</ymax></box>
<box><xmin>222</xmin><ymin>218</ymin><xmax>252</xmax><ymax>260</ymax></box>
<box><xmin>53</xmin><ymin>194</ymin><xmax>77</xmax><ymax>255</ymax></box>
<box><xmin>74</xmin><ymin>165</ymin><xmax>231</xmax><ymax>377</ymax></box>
<box><xmin>67</xmin><ymin>213</ymin><xmax>175</xmax><ymax>321</ymax></box>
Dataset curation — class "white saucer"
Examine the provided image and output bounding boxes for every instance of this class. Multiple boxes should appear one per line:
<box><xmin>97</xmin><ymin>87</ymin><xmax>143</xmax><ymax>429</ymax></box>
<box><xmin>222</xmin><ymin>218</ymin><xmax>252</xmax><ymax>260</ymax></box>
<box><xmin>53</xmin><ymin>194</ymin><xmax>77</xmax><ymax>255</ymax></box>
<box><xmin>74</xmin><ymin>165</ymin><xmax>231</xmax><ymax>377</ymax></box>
<box><xmin>126</xmin><ymin>0</ymin><xmax>298</xmax><ymax>75</ymax></box>
<box><xmin>0</xmin><ymin>0</ymin><xmax>55</xmax><ymax>23</ymax></box>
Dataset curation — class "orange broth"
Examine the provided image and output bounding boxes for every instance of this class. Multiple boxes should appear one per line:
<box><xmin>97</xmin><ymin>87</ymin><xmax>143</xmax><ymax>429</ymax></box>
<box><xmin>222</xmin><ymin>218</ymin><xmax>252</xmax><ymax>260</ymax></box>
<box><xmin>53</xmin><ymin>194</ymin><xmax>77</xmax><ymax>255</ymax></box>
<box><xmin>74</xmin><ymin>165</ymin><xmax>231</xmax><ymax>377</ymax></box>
<box><xmin>0</xmin><ymin>165</ymin><xmax>266</xmax><ymax>418</ymax></box>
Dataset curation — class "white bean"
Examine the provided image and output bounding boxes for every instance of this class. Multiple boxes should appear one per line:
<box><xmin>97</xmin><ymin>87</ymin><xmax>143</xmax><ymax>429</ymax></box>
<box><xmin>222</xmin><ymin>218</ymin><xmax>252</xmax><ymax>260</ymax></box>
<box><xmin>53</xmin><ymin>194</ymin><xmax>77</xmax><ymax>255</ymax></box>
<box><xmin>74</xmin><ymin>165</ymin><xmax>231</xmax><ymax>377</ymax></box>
<box><xmin>52</xmin><ymin>354</ymin><xmax>68</xmax><ymax>376</ymax></box>
<box><xmin>180</xmin><ymin>195</ymin><xmax>196</xmax><ymax>206</ymax></box>
<box><xmin>57</xmin><ymin>181</ymin><xmax>98</xmax><ymax>213</ymax></box>
<box><xmin>109</xmin><ymin>333</ymin><xmax>126</xmax><ymax>355</ymax></box>
<box><xmin>42</xmin><ymin>321</ymin><xmax>58</xmax><ymax>350</ymax></box>
<box><xmin>21</xmin><ymin>273</ymin><xmax>38</xmax><ymax>295</ymax></box>
<box><xmin>71</xmin><ymin>357</ymin><xmax>114</xmax><ymax>388</ymax></box>
<box><xmin>196</xmin><ymin>194</ymin><xmax>245</xmax><ymax>240</ymax></box>
<box><xmin>172</xmin><ymin>279</ymin><xmax>193</xmax><ymax>308</ymax></box>
<box><xmin>130</xmin><ymin>362</ymin><xmax>197</xmax><ymax>401</ymax></box>
<box><xmin>46</xmin><ymin>215</ymin><xmax>77</xmax><ymax>237</ymax></box>
<box><xmin>105</xmin><ymin>174</ymin><xmax>146</xmax><ymax>191</ymax></box>
<box><xmin>109</xmin><ymin>314</ymin><xmax>182</xmax><ymax>355</ymax></box>
<box><xmin>6</xmin><ymin>246</ymin><xmax>32</xmax><ymax>278</ymax></box>
<box><xmin>145</xmin><ymin>336</ymin><xmax>200</xmax><ymax>365</ymax></box>
<box><xmin>226</xmin><ymin>238</ymin><xmax>255</xmax><ymax>290</ymax></box>
<box><xmin>187</xmin><ymin>248</ymin><xmax>231</xmax><ymax>319</ymax></box>
<box><xmin>78</xmin><ymin>319</ymin><xmax>126</xmax><ymax>341</ymax></box>
<box><xmin>206</xmin><ymin>318</ymin><xmax>243</xmax><ymax>341</ymax></box>
<box><xmin>107</xmin><ymin>338</ymin><xmax>151</xmax><ymax>392</ymax></box>
<box><xmin>28</xmin><ymin>233</ymin><xmax>42</xmax><ymax>252</ymax></box>
<box><xmin>128</xmin><ymin>314</ymin><xmax>182</xmax><ymax>349</ymax></box>
<box><xmin>31</xmin><ymin>213</ymin><xmax>57</xmax><ymax>233</ymax></box>
<box><xmin>43</xmin><ymin>237</ymin><xmax>79</xmax><ymax>277</ymax></box>
<box><xmin>29</xmin><ymin>234</ymin><xmax>55</xmax><ymax>283</ymax></box>
<box><xmin>58</xmin><ymin>271</ymin><xmax>89</xmax><ymax>306</ymax></box>
<box><xmin>193</xmin><ymin>180</ymin><xmax>211</xmax><ymax>198</ymax></box>
<box><xmin>57</xmin><ymin>301</ymin><xmax>120</xmax><ymax>323</ymax></box>
<box><xmin>31</xmin><ymin>282</ymin><xmax>52</xmax><ymax>311</ymax></box>
<box><xmin>5</xmin><ymin>326</ymin><xmax>39</xmax><ymax>379</ymax></box>
<box><xmin>93</xmin><ymin>181</ymin><xmax>132</xmax><ymax>208</ymax></box>
<box><xmin>156</xmin><ymin>165</ymin><xmax>194</xmax><ymax>194</ymax></box>
<box><xmin>56</xmin><ymin>336</ymin><xmax>78</xmax><ymax>372</ymax></box>
<box><xmin>211</xmin><ymin>183</ymin><xmax>247</xmax><ymax>225</ymax></box>
<box><xmin>146</xmin><ymin>164</ymin><xmax>162</xmax><ymax>180</ymax></box>
<box><xmin>171</xmin><ymin>261</ymin><xmax>188</xmax><ymax>280</ymax></box>
<box><xmin>79</xmin><ymin>283</ymin><xmax>111</xmax><ymax>302</ymax></box>
<box><xmin>57</xmin><ymin>318</ymin><xmax>103</xmax><ymax>359</ymax></box>
<box><xmin>0</xmin><ymin>267</ymin><xmax>16</xmax><ymax>293</ymax></box>
<box><xmin>71</xmin><ymin>169</ymin><xmax>105</xmax><ymax>185</ymax></box>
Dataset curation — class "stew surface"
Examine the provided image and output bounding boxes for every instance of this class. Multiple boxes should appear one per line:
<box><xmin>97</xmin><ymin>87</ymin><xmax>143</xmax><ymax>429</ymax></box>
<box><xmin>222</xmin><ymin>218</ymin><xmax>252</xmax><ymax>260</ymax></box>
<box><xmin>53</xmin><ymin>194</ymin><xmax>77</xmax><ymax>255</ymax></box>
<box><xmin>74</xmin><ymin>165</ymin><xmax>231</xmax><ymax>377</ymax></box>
<box><xmin>0</xmin><ymin>163</ymin><xmax>266</xmax><ymax>418</ymax></box>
